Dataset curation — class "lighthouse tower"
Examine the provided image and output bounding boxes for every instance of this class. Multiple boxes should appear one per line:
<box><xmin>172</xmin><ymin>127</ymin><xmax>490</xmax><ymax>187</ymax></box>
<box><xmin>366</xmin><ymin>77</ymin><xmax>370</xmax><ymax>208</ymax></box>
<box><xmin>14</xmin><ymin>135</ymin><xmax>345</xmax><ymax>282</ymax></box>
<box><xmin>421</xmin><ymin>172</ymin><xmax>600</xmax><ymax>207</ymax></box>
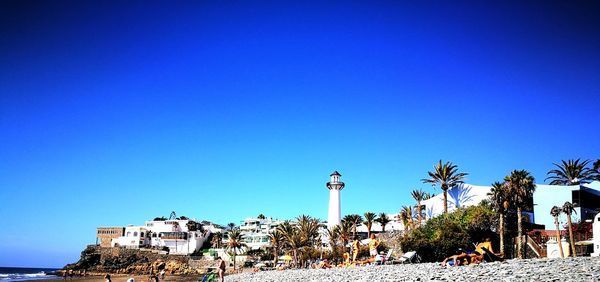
<box><xmin>326</xmin><ymin>171</ymin><xmax>345</xmax><ymax>228</ymax></box>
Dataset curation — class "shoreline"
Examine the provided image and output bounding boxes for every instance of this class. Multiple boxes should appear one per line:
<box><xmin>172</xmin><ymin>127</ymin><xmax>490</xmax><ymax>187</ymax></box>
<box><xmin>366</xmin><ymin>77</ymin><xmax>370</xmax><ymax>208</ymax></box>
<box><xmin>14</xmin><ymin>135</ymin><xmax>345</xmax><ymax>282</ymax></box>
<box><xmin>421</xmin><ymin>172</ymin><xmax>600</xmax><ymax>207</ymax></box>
<box><xmin>26</xmin><ymin>256</ymin><xmax>600</xmax><ymax>282</ymax></box>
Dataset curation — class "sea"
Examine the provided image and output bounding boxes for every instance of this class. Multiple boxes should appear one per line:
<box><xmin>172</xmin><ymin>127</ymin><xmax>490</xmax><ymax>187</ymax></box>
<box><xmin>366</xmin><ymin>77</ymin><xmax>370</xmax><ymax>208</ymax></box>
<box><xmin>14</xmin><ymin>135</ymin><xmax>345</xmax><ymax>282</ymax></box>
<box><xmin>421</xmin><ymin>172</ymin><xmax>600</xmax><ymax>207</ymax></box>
<box><xmin>0</xmin><ymin>267</ymin><xmax>59</xmax><ymax>281</ymax></box>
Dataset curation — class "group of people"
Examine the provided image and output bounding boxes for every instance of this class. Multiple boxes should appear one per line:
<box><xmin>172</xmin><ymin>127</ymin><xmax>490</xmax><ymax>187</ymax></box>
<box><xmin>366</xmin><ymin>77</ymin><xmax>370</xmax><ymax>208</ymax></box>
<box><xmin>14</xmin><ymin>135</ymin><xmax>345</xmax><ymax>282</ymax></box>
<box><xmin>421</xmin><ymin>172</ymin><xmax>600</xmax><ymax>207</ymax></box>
<box><xmin>315</xmin><ymin>233</ymin><xmax>383</xmax><ymax>269</ymax></box>
<box><xmin>440</xmin><ymin>238</ymin><xmax>502</xmax><ymax>267</ymax></box>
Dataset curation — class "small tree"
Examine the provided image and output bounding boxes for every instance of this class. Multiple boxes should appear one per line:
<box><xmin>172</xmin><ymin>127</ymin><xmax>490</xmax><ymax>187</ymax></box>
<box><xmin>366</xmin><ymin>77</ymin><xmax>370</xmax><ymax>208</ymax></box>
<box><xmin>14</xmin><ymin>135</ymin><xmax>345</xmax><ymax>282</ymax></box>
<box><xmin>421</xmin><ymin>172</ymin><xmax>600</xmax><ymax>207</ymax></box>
<box><xmin>550</xmin><ymin>206</ymin><xmax>565</xmax><ymax>258</ymax></box>
<box><xmin>411</xmin><ymin>189</ymin><xmax>426</xmax><ymax>226</ymax></box>
<box><xmin>343</xmin><ymin>214</ymin><xmax>363</xmax><ymax>239</ymax></box>
<box><xmin>562</xmin><ymin>201</ymin><xmax>577</xmax><ymax>257</ymax></box>
<box><xmin>363</xmin><ymin>212</ymin><xmax>376</xmax><ymax>238</ymax></box>
<box><xmin>422</xmin><ymin>160</ymin><xmax>468</xmax><ymax>214</ymax></box>
<box><xmin>375</xmin><ymin>213</ymin><xmax>390</xmax><ymax>232</ymax></box>
<box><xmin>226</xmin><ymin>229</ymin><xmax>246</xmax><ymax>270</ymax></box>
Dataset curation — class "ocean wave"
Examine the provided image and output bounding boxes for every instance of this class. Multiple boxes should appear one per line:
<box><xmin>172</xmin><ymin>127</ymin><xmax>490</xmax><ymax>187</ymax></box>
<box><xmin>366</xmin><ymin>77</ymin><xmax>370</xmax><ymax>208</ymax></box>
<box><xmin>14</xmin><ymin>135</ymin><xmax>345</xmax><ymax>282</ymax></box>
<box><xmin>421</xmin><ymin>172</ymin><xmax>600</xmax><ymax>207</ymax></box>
<box><xmin>0</xmin><ymin>271</ymin><xmax>57</xmax><ymax>281</ymax></box>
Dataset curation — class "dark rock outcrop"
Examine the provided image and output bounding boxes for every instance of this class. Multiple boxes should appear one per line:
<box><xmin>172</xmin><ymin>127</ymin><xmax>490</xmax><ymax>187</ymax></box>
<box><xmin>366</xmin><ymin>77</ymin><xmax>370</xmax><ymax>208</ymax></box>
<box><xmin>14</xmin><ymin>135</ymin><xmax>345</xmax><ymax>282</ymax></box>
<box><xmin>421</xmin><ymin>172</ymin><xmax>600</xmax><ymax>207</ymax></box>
<box><xmin>63</xmin><ymin>246</ymin><xmax>215</xmax><ymax>275</ymax></box>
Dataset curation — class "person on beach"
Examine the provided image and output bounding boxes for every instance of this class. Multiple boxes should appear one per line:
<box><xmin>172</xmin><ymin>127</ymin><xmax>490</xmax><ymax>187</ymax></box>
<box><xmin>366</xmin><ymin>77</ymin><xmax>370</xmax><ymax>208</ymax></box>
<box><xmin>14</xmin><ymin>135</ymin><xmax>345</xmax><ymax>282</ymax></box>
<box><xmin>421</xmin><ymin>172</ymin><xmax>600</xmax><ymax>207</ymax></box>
<box><xmin>104</xmin><ymin>273</ymin><xmax>112</xmax><ymax>282</ymax></box>
<box><xmin>368</xmin><ymin>234</ymin><xmax>380</xmax><ymax>258</ymax></box>
<box><xmin>317</xmin><ymin>259</ymin><xmax>332</xmax><ymax>269</ymax></box>
<box><xmin>441</xmin><ymin>252</ymin><xmax>470</xmax><ymax>267</ymax></box>
<box><xmin>68</xmin><ymin>269</ymin><xmax>73</xmax><ymax>280</ymax></box>
<box><xmin>217</xmin><ymin>256</ymin><xmax>226</xmax><ymax>282</ymax></box>
<box><xmin>62</xmin><ymin>271</ymin><xmax>67</xmax><ymax>280</ymax></box>
<box><xmin>351</xmin><ymin>239</ymin><xmax>360</xmax><ymax>262</ymax></box>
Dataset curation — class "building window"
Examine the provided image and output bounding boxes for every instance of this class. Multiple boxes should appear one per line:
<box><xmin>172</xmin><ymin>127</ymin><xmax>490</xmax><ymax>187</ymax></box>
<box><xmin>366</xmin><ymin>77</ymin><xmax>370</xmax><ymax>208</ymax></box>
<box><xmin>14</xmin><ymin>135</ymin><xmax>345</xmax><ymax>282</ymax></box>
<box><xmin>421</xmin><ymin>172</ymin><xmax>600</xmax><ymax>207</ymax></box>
<box><xmin>133</xmin><ymin>232</ymin><xmax>138</xmax><ymax>237</ymax></box>
<box><xmin>140</xmin><ymin>232</ymin><xmax>144</xmax><ymax>237</ymax></box>
<box><xmin>127</xmin><ymin>232</ymin><xmax>131</xmax><ymax>237</ymax></box>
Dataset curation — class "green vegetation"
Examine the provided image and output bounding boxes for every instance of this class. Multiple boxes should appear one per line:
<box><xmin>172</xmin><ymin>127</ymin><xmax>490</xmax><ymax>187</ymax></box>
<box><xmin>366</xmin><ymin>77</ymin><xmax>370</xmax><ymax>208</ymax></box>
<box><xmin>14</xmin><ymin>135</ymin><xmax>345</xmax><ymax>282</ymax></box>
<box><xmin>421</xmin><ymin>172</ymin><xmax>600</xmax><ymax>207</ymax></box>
<box><xmin>363</xmin><ymin>212</ymin><xmax>376</xmax><ymax>237</ymax></box>
<box><xmin>546</xmin><ymin>159</ymin><xmax>595</xmax><ymax>185</ymax></box>
<box><xmin>504</xmin><ymin>169</ymin><xmax>535</xmax><ymax>259</ymax></box>
<box><xmin>226</xmin><ymin>229</ymin><xmax>246</xmax><ymax>270</ymax></box>
<box><xmin>374</xmin><ymin>213</ymin><xmax>390</xmax><ymax>232</ymax></box>
<box><xmin>399</xmin><ymin>202</ymin><xmax>497</xmax><ymax>262</ymax></box>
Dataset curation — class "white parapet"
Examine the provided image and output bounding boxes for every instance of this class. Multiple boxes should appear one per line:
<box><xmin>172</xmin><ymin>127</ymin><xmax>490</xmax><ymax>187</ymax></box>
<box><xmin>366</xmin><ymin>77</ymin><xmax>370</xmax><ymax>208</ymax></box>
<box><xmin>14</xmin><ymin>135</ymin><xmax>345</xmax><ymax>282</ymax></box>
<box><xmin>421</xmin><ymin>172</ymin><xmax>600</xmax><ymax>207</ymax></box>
<box><xmin>546</xmin><ymin>238</ymin><xmax>570</xmax><ymax>258</ymax></box>
<box><xmin>592</xmin><ymin>213</ymin><xmax>600</xmax><ymax>257</ymax></box>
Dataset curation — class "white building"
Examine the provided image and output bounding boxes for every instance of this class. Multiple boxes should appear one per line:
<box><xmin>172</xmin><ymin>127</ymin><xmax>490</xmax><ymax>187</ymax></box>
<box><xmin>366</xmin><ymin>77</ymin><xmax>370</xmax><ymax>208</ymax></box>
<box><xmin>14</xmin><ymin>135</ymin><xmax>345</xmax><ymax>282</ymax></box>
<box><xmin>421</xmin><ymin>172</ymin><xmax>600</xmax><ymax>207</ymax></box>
<box><xmin>221</xmin><ymin>217</ymin><xmax>285</xmax><ymax>250</ymax></box>
<box><xmin>533</xmin><ymin>181</ymin><xmax>600</xmax><ymax>229</ymax></box>
<box><xmin>421</xmin><ymin>183</ymin><xmax>493</xmax><ymax>219</ymax></box>
<box><xmin>110</xmin><ymin>219</ymin><xmax>210</xmax><ymax>255</ymax></box>
<box><xmin>355</xmin><ymin>218</ymin><xmax>404</xmax><ymax>234</ymax></box>
<box><xmin>420</xmin><ymin>181</ymin><xmax>600</xmax><ymax>231</ymax></box>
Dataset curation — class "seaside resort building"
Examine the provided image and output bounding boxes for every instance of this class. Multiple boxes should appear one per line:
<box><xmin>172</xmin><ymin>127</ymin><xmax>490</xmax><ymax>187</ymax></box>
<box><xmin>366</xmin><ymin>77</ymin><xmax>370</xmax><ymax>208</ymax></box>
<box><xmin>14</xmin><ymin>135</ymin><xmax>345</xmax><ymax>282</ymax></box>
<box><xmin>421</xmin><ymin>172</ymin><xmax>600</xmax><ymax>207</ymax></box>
<box><xmin>224</xmin><ymin>217</ymin><xmax>285</xmax><ymax>250</ymax></box>
<box><xmin>96</xmin><ymin>219</ymin><xmax>213</xmax><ymax>255</ymax></box>
<box><xmin>420</xmin><ymin>181</ymin><xmax>600</xmax><ymax>256</ymax></box>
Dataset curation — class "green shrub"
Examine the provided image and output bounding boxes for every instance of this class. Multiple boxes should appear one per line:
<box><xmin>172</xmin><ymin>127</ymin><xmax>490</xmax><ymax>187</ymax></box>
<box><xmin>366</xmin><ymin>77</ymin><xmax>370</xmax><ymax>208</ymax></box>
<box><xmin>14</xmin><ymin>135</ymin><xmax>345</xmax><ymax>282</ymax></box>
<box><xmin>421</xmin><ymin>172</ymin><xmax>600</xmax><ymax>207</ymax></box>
<box><xmin>399</xmin><ymin>202</ymin><xmax>498</xmax><ymax>262</ymax></box>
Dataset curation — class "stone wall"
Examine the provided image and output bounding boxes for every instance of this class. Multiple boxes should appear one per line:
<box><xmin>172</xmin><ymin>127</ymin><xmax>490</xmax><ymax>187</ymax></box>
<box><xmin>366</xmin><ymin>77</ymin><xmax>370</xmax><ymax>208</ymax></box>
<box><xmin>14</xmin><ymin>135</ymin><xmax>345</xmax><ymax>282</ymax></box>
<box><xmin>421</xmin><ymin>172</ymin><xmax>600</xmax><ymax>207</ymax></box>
<box><xmin>96</xmin><ymin>227</ymin><xmax>125</xmax><ymax>248</ymax></box>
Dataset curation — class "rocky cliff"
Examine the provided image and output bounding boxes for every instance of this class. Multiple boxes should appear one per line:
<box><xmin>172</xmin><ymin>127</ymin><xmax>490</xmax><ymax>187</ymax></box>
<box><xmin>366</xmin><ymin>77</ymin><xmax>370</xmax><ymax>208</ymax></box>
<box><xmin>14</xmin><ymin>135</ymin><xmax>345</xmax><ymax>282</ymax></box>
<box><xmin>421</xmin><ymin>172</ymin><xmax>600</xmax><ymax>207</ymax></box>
<box><xmin>63</xmin><ymin>246</ymin><xmax>215</xmax><ymax>275</ymax></box>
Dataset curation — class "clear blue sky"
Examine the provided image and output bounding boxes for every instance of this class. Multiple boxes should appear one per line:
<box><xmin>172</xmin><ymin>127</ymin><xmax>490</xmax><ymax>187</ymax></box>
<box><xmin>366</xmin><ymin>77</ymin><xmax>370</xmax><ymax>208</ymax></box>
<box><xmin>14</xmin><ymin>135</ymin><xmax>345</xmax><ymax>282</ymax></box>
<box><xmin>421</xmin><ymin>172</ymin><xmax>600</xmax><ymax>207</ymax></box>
<box><xmin>1</xmin><ymin>0</ymin><xmax>599</xmax><ymax>268</ymax></box>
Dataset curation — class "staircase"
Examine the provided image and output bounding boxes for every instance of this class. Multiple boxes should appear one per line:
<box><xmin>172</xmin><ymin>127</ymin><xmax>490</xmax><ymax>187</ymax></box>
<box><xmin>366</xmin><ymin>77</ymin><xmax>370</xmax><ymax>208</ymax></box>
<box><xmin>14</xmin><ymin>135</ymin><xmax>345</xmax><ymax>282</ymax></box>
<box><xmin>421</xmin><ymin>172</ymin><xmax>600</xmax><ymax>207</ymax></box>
<box><xmin>524</xmin><ymin>235</ymin><xmax>546</xmax><ymax>258</ymax></box>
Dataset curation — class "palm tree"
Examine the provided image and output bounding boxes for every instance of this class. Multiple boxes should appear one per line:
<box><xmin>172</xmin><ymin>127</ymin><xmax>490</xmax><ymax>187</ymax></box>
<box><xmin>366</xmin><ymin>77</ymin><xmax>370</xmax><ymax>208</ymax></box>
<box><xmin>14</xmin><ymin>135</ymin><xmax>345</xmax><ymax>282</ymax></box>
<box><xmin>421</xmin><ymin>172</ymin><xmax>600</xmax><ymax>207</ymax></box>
<box><xmin>276</xmin><ymin>220</ymin><xmax>311</xmax><ymax>268</ymax></box>
<box><xmin>562</xmin><ymin>201</ymin><xmax>577</xmax><ymax>257</ymax></box>
<box><xmin>326</xmin><ymin>225</ymin><xmax>340</xmax><ymax>258</ymax></box>
<box><xmin>375</xmin><ymin>213</ymin><xmax>390</xmax><ymax>232</ymax></box>
<box><xmin>337</xmin><ymin>221</ymin><xmax>352</xmax><ymax>251</ymax></box>
<box><xmin>226</xmin><ymin>229</ymin><xmax>246</xmax><ymax>270</ymax></box>
<box><xmin>411</xmin><ymin>189</ymin><xmax>426</xmax><ymax>226</ymax></box>
<box><xmin>422</xmin><ymin>160</ymin><xmax>468</xmax><ymax>214</ymax></box>
<box><xmin>257</xmin><ymin>214</ymin><xmax>266</xmax><ymax>219</ymax></box>
<box><xmin>505</xmin><ymin>169</ymin><xmax>536</xmax><ymax>259</ymax></box>
<box><xmin>593</xmin><ymin>160</ymin><xmax>600</xmax><ymax>180</ymax></box>
<box><xmin>399</xmin><ymin>206</ymin><xmax>414</xmax><ymax>232</ymax></box>
<box><xmin>268</xmin><ymin>230</ymin><xmax>284</xmax><ymax>264</ymax></box>
<box><xmin>550</xmin><ymin>206</ymin><xmax>565</xmax><ymax>258</ymax></box>
<box><xmin>422</xmin><ymin>192</ymin><xmax>434</xmax><ymax>200</ymax></box>
<box><xmin>545</xmin><ymin>159</ymin><xmax>594</xmax><ymax>185</ymax></box>
<box><xmin>363</xmin><ymin>212</ymin><xmax>376</xmax><ymax>238</ymax></box>
<box><xmin>296</xmin><ymin>215</ymin><xmax>320</xmax><ymax>246</ymax></box>
<box><xmin>227</xmin><ymin>222</ymin><xmax>236</xmax><ymax>231</ymax></box>
<box><xmin>343</xmin><ymin>214</ymin><xmax>363</xmax><ymax>239</ymax></box>
<box><xmin>488</xmin><ymin>181</ymin><xmax>509</xmax><ymax>255</ymax></box>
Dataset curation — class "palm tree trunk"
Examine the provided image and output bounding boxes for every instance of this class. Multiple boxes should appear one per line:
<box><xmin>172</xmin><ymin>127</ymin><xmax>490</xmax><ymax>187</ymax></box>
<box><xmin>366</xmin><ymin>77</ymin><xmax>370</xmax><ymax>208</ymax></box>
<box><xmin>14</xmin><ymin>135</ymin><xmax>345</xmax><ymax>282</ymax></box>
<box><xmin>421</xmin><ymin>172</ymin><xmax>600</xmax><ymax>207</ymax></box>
<box><xmin>554</xmin><ymin>218</ymin><xmax>564</xmax><ymax>258</ymax></box>
<box><xmin>443</xmin><ymin>190</ymin><xmax>448</xmax><ymax>214</ymax></box>
<box><xmin>293</xmin><ymin>249</ymin><xmax>298</xmax><ymax>268</ymax></box>
<box><xmin>567</xmin><ymin>214</ymin><xmax>576</xmax><ymax>257</ymax></box>
<box><xmin>499</xmin><ymin>213</ymin><xmax>504</xmax><ymax>255</ymax></box>
<box><xmin>417</xmin><ymin>200</ymin><xmax>422</xmax><ymax>227</ymax></box>
<box><xmin>517</xmin><ymin>207</ymin><xmax>522</xmax><ymax>259</ymax></box>
<box><xmin>367</xmin><ymin>224</ymin><xmax>371</xmax><ymax>238</ymax></box>
<box><xmin>233</xmin><ymin>252</ymin><xmax>236</xmax><ymax>271</ymax></box>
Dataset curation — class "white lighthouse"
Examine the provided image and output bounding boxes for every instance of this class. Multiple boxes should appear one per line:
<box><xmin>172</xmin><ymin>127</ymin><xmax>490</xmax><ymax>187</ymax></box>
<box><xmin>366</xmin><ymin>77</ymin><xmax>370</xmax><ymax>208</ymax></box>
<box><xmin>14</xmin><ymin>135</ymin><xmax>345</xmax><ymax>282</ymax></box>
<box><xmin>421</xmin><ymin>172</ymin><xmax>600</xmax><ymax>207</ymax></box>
<box><xmin>326</xmin><ymin>171</ymin><xmax>345</xmax><ymax>229</ymax></box>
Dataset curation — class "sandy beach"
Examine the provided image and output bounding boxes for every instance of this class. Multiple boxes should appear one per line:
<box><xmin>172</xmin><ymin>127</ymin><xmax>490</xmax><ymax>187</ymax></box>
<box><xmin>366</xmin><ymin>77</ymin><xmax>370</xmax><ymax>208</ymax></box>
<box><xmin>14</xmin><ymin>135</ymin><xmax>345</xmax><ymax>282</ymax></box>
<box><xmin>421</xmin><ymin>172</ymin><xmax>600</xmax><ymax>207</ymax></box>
<box><xmin>33</xmin><ymin>256</ymin><xmax>600</xmax><ymax>282</ymax></box>
<box><xmin>34</xmin><ymin>274</ymin><xmax>200</xmax><ymax>282</ymax></box>
<box><xmin>225</xmin><ymin>256</ymin><xmax>600</xmax><ymax>282</ymax></box>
